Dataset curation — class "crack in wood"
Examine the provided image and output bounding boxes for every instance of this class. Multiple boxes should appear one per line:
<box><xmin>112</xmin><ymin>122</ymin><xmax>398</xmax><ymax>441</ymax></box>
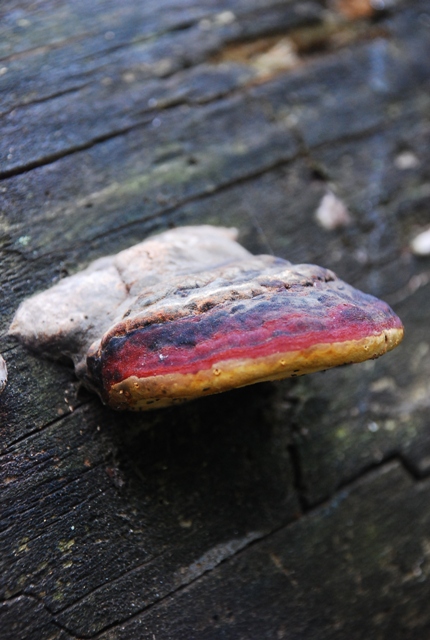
<box><xmin>0</xmin><ymin>402</ymin><xmax>90</xmax><ymax>456</ymax></box>
<box><xmin>46</xmin><ymin>454</ymin><xmax>430</xmax><ymax>639</ymax></box>
<box><xmin>0</xmin><ymin>9</ymin><xmax>203</xmax><ymax>66</ymax></box>
<box><xmin>1</xmin><ymin>464</ymin><xmax>107</xmax><ymax>542</ymax></box>
<box><xmin>0</xmin><ymin>78</ymin><xmax>249</xmax><ymax>180</ymax></box>
<box><xmin>56</xmin><ymin>532</ymin><xmax>276</xmax><ymax>639</ymax></box>
<box><xmin>0</xmin><ymin>123</ymin><xmax>151</xmax><ymax>181</ymax></box>
<box><xmin>52</xmin><ymin>548</ymin><xmax>169</xmax><ymax>617</ymax></box>
<box><xmin>26</xmin><ymin>116</ymin><xmax>400</xmax><ymax>262</ymax></box>
<box><xmin>0</xmin><ymin>32</ymin><xmax>95</xmax><ymax>65</ymax></box>
<box><xmin>0</xmin><ymin>84</ymin><xmax>89</xmax><ymax>120</ymax></box>
<box><xmin>0</xmin><ymin>146</ymin><xmax>306</xmax><ymax>270</ymax></box>
<box><xmin>0</xmin><ymin>592</ymin><xmax>81</xmax><ymax>640</ymax></box>
<box><xmin>0</xmin><ymin>13</ymin><xmax>408</xmax><ymax>184</ymax></box>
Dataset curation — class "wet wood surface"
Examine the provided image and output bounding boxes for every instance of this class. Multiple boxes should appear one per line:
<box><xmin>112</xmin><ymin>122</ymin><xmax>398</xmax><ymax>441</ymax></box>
<box><xmin>1</xmin><ymin>1</ymin><xmax>430</xmax><ymax>638</ymax></box>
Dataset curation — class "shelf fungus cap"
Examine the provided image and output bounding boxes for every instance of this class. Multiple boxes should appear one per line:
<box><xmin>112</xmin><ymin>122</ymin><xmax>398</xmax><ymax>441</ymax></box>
<box><xmin>0</xmin><ymin>355</ymin><xmax>7</xmax><ymax>394</ymax></box>
<box><xmin>9</xmin><ymin>226</ymin><xmax>404</xmax><ymax>410</ymax></box>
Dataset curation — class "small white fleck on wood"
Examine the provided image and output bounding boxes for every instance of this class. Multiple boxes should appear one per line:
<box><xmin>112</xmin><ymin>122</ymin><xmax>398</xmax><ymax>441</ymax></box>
<box><xmin>253</xmin><ymin>39</ymin><xmax>299</xmax><ymax>76</ymax></box>
<box><xmin>394</xmin><ymin>151</ymin><xmax>419</xmax><ymax>170</ymax></box>
<box><xmin>315</xmin><ymin>191</ymin><xmax>352</xmax><ymax>230</ymax></box>
<box><xmin>410</xmin><ymin>227</ymin><xmax>430</xmax><ymax>256</ymax></box>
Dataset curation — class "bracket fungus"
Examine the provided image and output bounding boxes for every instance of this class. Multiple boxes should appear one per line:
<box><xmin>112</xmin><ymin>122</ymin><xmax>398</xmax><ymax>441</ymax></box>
<box><xmin>9</xmin><ymin>226</ymin><xmax>403</xmax><ymax>410</ymax></box>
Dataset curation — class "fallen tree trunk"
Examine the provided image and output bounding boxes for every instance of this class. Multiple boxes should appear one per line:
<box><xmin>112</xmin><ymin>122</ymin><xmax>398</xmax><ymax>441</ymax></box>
<box><xmin>1</xmin><ymin>1</ymin><xmax>430</xmax><ymax>638</ymax></box>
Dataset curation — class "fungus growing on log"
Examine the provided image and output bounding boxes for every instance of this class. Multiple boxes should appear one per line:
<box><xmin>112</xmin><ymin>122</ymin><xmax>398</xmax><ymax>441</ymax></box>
<box><xmin>9</xmin><ymin>226</ymin><xmax>403</xmax><ymax>410</ymax></box>
<box><xmin>0</xmin><ymin>355</ymin><xmax>7</xmax><ymax>394</ymax></box>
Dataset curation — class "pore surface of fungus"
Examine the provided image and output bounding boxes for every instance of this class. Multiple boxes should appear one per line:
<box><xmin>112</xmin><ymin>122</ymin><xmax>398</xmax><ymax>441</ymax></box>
<box><xmin>9</xmin><ymin>226</ymin><xmax>403</xmax><ymax>410</ymax></box>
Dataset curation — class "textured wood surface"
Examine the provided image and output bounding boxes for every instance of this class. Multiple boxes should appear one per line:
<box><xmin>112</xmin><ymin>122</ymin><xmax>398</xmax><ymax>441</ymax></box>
<box><xmin>1</xmin><ymin>1</ymin><xmax>430</xmax><ymax>638</ymax></box>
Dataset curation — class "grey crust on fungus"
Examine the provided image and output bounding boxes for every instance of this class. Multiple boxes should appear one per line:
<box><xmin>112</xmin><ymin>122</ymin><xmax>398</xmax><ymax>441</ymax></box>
<box><xmin>0</xmin><ymin>354</ymin><xmax>7</xmax><ymax>394</ymax></box>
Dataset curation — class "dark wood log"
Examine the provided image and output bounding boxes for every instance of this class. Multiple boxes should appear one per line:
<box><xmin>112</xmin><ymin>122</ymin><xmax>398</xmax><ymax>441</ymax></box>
<box><xmin>1</xmin><ymin>1</ymin><xmax>430</xmax><ymax>638</ymax></box>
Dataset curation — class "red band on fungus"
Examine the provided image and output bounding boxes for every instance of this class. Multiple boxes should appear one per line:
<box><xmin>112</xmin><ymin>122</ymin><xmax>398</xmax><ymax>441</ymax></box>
<box><xmin>93</xmin><ymin>294</ymin><xmax>400</xmax><ymax>385</ymax></box>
